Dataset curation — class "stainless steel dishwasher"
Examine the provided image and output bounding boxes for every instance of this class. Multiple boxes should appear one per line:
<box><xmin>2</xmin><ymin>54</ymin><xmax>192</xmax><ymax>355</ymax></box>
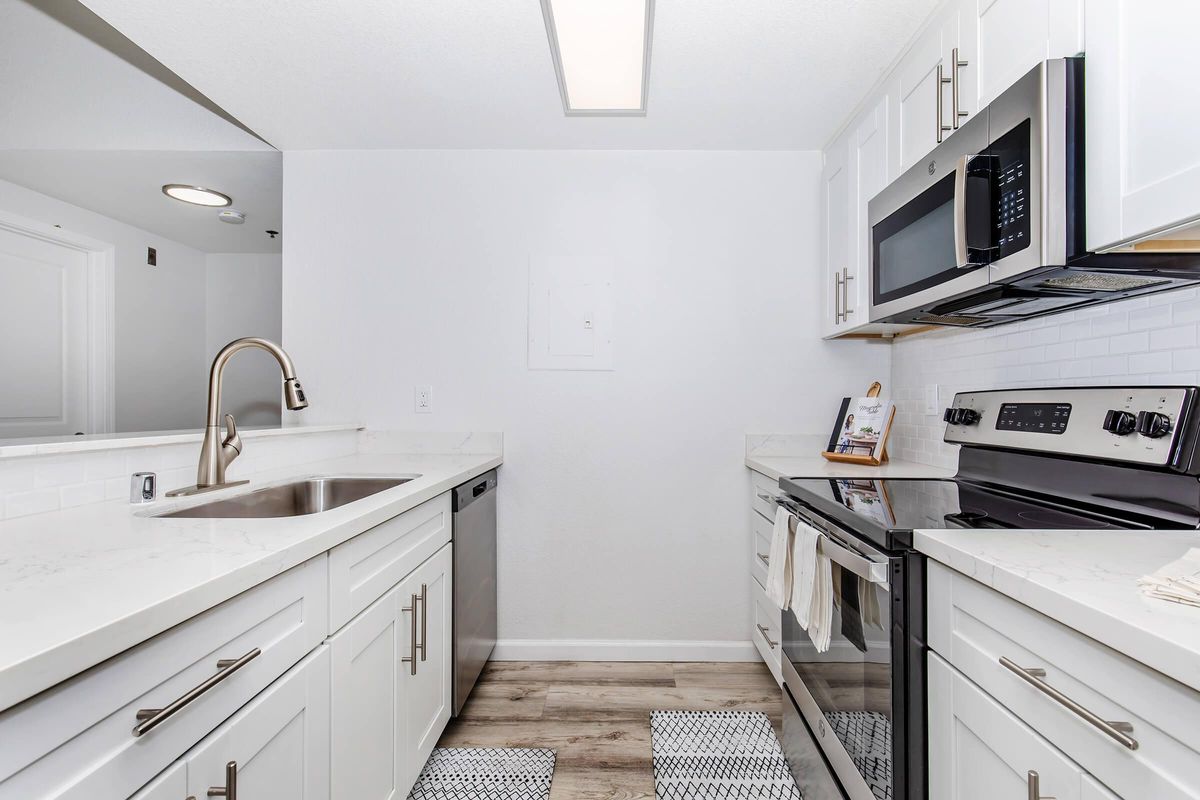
<box><xmin>451</xmin><ymin>470</ymin><xmax>497</xmax><ymax>715</ymax></box>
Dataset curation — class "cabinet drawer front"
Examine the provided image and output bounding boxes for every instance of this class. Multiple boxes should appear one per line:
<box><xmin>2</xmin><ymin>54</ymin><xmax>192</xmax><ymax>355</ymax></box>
<box><xmin>329</xmin><ymin>493</ymin><xmax>452</xmax><ymax>631</ymax></box>
<box><xmin>751</xmin><ymin>472</ymin><xmax>782</xmax><ymax>521</ymax></box>
<box><xmin>752</xmin><ymin>579</ymin><xmax>782</xmax><ymax>665</ymax></box>
<box><xmin>751</xmin><ymin>512</ymin><xmax>772</xmax><ymax>588</ymax></box>
<box><xmin>929</xmin><ymin>562</ymin><xmax>1200</xmax><ymax>800</ymax></box>
<box><xmin>0</xmin><ymin>557</ymin><xmax>327</xmax><ymax>800</ymax></box>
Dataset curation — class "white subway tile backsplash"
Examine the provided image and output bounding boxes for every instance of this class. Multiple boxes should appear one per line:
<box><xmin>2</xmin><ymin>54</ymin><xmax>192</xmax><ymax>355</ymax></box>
<box><xmin>892</xmin><ymin>288</ymin><xmax>1200</xmax><ymax>467</ymax></box>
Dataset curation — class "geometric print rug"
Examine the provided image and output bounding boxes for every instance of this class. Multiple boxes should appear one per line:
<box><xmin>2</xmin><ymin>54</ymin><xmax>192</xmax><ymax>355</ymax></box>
<box><xmin>650</xmin><ymin>711</ymin><xmax>802</xmax><ymax>799</ymax></box>
<box><xmin>407</xmin><ymin>747</ymin><xmax>556</xmax><ymax>800</ymax></box>
<box><xmin>824</xmin><ymin>711</ymin><xmax>892</xmax><ymax>800</ymax></box>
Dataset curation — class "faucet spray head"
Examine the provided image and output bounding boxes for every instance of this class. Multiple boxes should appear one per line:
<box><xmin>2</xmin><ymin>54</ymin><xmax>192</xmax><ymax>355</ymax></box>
<box><xmin>284</xmin><ymin>378</ymin><xmax>309</xmax><ymax>410</ymax></box>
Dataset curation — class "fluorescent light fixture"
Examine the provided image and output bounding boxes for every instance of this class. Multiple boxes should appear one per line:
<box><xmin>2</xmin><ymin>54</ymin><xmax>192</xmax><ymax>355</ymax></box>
<box><xmin>541</xmin><ymin>0</ymin><xmax>653</xmax><ymax>115</ymax></box>
<box><xmin>161</xmin><ymin>184</ymin><xmax>232</xmax><ymax>207</ymax></box>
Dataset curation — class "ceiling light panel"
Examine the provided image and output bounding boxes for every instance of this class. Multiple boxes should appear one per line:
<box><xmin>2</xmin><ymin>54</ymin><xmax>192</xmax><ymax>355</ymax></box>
<box><xmin>162</xmin><ymin>184</ymin><xmax>232</xmax><ymax>207</ymax></box>
<box><xmin>542</xmin><ymin>0</ymin><xmax>653</xmax><ymax>115</ymax></box>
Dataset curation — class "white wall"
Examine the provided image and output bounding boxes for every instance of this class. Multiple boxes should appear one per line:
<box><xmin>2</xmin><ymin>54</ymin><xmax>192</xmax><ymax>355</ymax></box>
<box><xmin>205</xmin><ymin>253</ymin><xmax>283</xmax><ymax>427</ymax></box>
<box><xmin>0</xmin><ymin>177</ymin><xmax>208</xmax><ymax>432</ymax></box>
<box><xmin>890</xmin><ymin>290</ymin><xmax>1200</xmax><ymax>468</ymax></box>
<box><xmin>283</xmin><ymin>149</ymin><xmax>892</xmax><ymax>656</ymax></box>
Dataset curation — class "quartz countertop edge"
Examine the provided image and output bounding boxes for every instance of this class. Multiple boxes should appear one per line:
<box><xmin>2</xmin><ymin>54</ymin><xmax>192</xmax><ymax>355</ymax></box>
<box><xmin>0</xmin><ymin>423</ymin><xmax>364</xmax><ymax>458</ymax></box>
<box><xmin>745</xmin><ymin>453</ymin><xmax>956</xmax><ymax>482</ymax></box>
<box><xmin>916</xmin><ymin>528</ymin><xmax>1200</xmax><ymax>694</ymax></box>
<box><xmin>0</xmin><ymin>450</ymin><xmax>501</xmax><ymax>713</ymax></box>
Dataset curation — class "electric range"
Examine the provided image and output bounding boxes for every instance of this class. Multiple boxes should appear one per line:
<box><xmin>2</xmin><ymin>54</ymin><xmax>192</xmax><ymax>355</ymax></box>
<box><xmin>775</xmin><ymin>386</ymin><xmax>1200</xmax><ymax>800</ymax></box>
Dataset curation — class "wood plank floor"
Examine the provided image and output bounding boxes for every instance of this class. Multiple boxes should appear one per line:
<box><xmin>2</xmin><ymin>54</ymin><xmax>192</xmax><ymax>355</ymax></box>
<box><xmin>437</xmin><ymin>661</ymin><xmax>782</xmax><ymax>800</ymax></box>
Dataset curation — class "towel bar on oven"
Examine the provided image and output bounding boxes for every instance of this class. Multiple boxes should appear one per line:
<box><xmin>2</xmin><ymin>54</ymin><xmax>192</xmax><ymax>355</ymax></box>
<box><xmin>775</xmin><ymin>497</ymin><xmax>890</xmax><ymax>587</ymax></box>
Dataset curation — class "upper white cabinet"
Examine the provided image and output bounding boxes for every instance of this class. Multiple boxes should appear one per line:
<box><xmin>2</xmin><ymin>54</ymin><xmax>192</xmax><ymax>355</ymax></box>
<box><xmin>849</xmin><ymin>99</ymin><xmax>890</xmax><ymax>317</ymax></box>
<box><xmin>820</xmin><ymin>129</ymin><xmax>851</xmax><ymax>338</ymax></box>
<box><xmin>888</xmin><ymin>12</ymin><xmax>962</xmax><ymax>177</ymax></box>
<box><xmin>1086</xmin><ymin>0</ymin><xmax>1200</xmax><ymax>251</ymax></box>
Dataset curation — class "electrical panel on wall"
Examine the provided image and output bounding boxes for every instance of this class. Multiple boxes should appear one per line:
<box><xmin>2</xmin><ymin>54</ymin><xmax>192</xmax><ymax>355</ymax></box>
<box><xmin>528</xmin><ymin>257</ymin><xmax>614</xmax><ymax>371</ymax></box>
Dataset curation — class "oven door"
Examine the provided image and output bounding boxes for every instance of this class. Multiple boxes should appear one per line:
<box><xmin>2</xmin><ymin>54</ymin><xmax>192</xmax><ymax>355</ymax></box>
<box><xmin>781</xmin><ymin>517</ymin><xmax>898</xmax><ymax>800</ymax></box>
<box><xmin>869</xmin><ymin>107</ymin><xmax>993</xmax><ymax>323</ymax></box>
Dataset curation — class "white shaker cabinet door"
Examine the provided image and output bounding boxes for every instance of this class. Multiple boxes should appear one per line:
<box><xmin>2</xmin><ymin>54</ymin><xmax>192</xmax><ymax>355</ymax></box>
<box><xmin>929</xmin><ymin>653</ymin><xmax>1083</xmax><ymax>800</ymax></box>
<box><xmin>330</xmin><ymin>586</ymin><xmax>406</xmax><ymax>800</ymax></box>
<box><xmin>1087</xmin><ymin>0</ymin><xmax>1200</xmax><ymax>251</ymax></box>
<box><xmin>185</xmin><ymin>647</ymin><xmax>330</xmax><ymax>800</ymax></box>
<box><xmin>1083</xmin><ymin>774</ymin><xmax>1120</xmax><ymax>800</ymax></box>
<box><xmin>849</xmin><ymin>98</ymin><xmax>889</xmax><ymax>322</ymax></box>
<box><xmin>400</xmin><ymin>543</ymin><xmax>453</xmax><ymax>791</ymax></box>
<box><xmin>820</xmin><ymin>130</ymin><xmax>851</xmax><ymax>337</ymax></box>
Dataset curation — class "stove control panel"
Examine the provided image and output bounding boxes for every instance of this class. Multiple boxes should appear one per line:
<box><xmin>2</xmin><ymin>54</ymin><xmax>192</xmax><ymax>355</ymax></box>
<box><xmin>944</xmin><ymin>387</ymin><xmax>1194</xmax><ymax>467</ymax></box>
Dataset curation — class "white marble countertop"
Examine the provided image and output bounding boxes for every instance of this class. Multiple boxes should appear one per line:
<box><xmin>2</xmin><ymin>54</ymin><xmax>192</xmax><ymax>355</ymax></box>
<box><xmin>745</xmin><ymin>453</ymin><xmax>957</xmax><ymax>482</ymax></box>
<box><xmin>0</xmin><ymin>423</ymin><xmax>363</xmax><ymax>458</ymax></box>
<box><xmin>917</xmin><ymin>528</ymin><xmax>1200</xmax><ymax>693</ymax></box>
<box><xmin>0</xmin><ymin>450</ymin><xmax>501</xmax><ymax>712</ymax></box>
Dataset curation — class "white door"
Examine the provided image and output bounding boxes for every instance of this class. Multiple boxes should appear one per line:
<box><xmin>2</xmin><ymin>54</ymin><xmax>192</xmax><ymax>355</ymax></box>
<box><xmin>401</xmin><ymin>544</ymin><xmax>453</xmax><ymax>790</ymax></box>
<box><xmin>128</xmin><ymin>762</ymin><xmax>186</xmax><ymax>800</ymax></box>
<box><xmin>330</xmin><ymin>586</ymin><xmax>405</xmax><ymax>800</ymax></box>
<box><xmin>185</xmin><ymin>647</ymin><xmax>330</xmax><ymax>800</ymax></box>
<box><xmin>821</xmin><ymin>131</ymin><xmax>851</xmax><ymax>337</ymax></box>
<box><xmin>0</xmin><ymin>225</ymin><xmax>90</xmax><ymax>438</ymax></box>
<box><xmin>889</xmin><ymin>20</ymin><xmax>953</xmax><ymax>176</ymax></box>
<box><xmin>929</xmin><ymin>653</ymin><xmax>1084</xmax><ymax>800</ymax></box>
<box><xmin>849</xmin><ymin>99</ymin><xmax>889</xmax><ymax>323</ymax></box>
<box><xmin>1086</xmin><ymin>0</ymin><xmax>1200</xmax><ymax>251</ymax></box>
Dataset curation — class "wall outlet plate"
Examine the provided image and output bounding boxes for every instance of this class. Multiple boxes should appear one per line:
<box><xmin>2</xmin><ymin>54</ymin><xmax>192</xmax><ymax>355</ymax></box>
<box><xmin>415</xmin><ymin>385</ymin><xmax>433</xmax><ymax>413</ymax></box>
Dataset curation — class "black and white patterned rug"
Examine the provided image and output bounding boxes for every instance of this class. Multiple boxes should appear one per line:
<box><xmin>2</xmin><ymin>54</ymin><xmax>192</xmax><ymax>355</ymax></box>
<box><xmin>824</xmin><ymin>711</ymin><xmax>892</xmax><ymax>800</ymax></box>
<box><xmin>650</xmin><ymin>710</ymin><xmax>802</xmax><ymax>799</ymax></box>
<box><xmin>407</xmin><ymin>747</ymin><xmax>556</xmax><ymax>800</ymax></box>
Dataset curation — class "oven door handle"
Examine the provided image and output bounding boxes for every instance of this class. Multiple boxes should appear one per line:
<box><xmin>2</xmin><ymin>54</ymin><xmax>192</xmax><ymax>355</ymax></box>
<box><xmin>818</xmin><ymin>533</ymin><xmax>891</xmax><ymax>587</ymax></box>
<box><xmin>776</xmin><ymin>498</ymin><xmax>890</xmax><ymax>588</ymax></box>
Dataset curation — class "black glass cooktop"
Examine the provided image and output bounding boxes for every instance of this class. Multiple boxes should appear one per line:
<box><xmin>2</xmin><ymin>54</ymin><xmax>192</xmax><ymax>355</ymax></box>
<box><xmin>779</xmin><ymin>476</ymin><xmax>1162</xmax><ymax>551</ymax></box>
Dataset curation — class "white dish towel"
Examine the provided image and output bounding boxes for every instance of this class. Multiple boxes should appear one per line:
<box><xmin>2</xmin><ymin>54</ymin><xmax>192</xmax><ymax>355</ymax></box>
<box><xmin>764</xmin><ymin>506</ymin><xmax>794</xmax><ymax>609</ymax></box>
<box><xmin>789</xmin><ymin>516</ymin><xmax>834</xmax><ymax>653</ymax></box>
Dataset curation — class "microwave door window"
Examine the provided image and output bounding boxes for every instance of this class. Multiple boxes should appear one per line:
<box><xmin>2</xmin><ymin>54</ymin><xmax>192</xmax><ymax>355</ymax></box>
<box><xmin>877</xmin><ymin>199</ymin><xmax>957</xmax><ymax>297</ymax></box>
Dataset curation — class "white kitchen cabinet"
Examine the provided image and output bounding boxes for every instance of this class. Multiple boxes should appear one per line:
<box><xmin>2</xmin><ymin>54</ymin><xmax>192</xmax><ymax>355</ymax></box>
<box><xmin>820</xmin><ymin>128</ymin><xmax>851</xmax><ymax>338</ymax></box>
<box><xmin>128</xmin><ymin>763</ymin><xmax>186</xmax><ymax>800</ymax></box>
<box><xmin>330</xmin><ymin>543</ymin><xmax>453</xmax><ymax>798</ymax></box>
<box><xmin>888</xmin><ymin>15</ymin><xmax>959</xmax><ymax>177</ymax></box>
<box><xmin>929</xmin><ymin>652</ymin><xmax>1091</xmax><ymax>800</ymax></box>
<box><xmin>848</xmin><ymin>98</ymin><xmax>889</xmax><ymax>319</ymax></box>
<box><xmin>185</xmin><ymin>646</ymin><xmax>330</xmax><ymax>800</ymax></box>
<box><xmin>400</xmin><ymin>543</ymin><xmax>453</xmax><ymax>789</ymax></box>
<box><xmin>1086</xmin><ymin>0</ymin><xmax>1200</xmax><ymax>251</ymax></box>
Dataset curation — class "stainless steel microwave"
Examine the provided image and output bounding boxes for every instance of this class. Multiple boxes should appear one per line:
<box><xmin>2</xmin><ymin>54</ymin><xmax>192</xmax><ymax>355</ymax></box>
<box><xmin>869</xmin><ymin>58</ymin><xmax>1200</xmax><ymax>327</ymax></box>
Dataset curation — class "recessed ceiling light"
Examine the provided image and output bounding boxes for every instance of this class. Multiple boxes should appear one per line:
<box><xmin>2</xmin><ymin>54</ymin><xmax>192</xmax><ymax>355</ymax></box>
<box><xmin>540</xmin><ymin>0</ymin><xmax>653</xmax><ymax>115</ymax></box>
<box><xmin>162</xmin><ymin>184</ymin><xmax>232</xmax><ymax>207</ymax></box>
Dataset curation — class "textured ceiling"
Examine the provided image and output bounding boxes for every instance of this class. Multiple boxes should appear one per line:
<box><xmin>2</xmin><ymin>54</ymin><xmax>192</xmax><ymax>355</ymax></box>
<box><xmin>77</xmin><ymin>0</ymin><xmax>942</xmax><ymax>150</ymax></box>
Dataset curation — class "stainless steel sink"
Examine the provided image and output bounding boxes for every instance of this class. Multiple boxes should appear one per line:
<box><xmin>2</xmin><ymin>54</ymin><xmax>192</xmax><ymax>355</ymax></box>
<box><xmin>159</xmin><ymin>476</ymin><xmax>418</xmax><ymax>518</ymax></box>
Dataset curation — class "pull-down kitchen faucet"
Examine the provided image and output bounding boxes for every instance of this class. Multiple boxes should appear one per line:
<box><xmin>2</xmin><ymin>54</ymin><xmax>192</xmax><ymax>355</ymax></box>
<box><xmin>166</xmin><ymin>337</ymin><xmax>308</xmax><ymax>497</ymax></box>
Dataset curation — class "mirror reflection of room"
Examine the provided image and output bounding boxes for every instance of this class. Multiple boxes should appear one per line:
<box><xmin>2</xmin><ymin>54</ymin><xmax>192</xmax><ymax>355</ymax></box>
<box><xmin>0</xmin><ymin>0</ymin><xmax>282</xmax><ymax>441</ymax></box>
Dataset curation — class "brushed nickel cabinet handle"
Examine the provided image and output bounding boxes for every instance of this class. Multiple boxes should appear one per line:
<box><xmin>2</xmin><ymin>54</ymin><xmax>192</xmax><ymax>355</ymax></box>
<box><xmin>418</xmin><ymin>582</ymin><xmax>429</xmax><ymax>662</ymax></box>
<box><xmin>133</xmin><ymin>649</ymin><xmax>261</xmax><ymax>736</ymax></box>
<box><xmin>1000</xmin><ymin>657</ymin><xmax>1138</xmax><ymax>750</ymax></box>
<box><xmin>402</xmin><ymin>593</ymin><xmax>419</xmax><ymax>675</ymax></box>
<box><xmin>756</xmin><ymin>624</ymin><xmax>778</xmax><ymax>649</ymax></box>
<box><xmin>951</xmin><ymin>47</ymin><xmax>969</xmax><ymax>128</ymax></box>
<box><xmin>936</xmin><ymin>62</ymin><xmax>953</xmax><ymax>143</ymax></box>
<box><xmin>208</xmin><ymin>761</ymin><xmax>237</xmax><ymax>799</ymax></box>
<box><xmin>1027</xmin><ymin>770</ymin><xmax>1054</xmax><ymax>800</ymax></box>
<box><xmin>841</xmin><ymin>267</ymin><xmax>854</xmax><ymax>319</ymax></box>
<box><xmin>833</xmin><ymin>271</ymin><xmax>843</xmax><ymax>324</ymax></box>
<box><xmin>757</xmin><ymin>552</ymin><xmax>770</xmax><ymax>567</ymax></box>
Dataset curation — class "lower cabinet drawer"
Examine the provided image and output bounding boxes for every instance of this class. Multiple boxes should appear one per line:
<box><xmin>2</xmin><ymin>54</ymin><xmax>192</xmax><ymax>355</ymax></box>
<box><xmin>0</xmin><ymin>557</ymin><xmax>328</xmax><ymax>800</ymax></box>
<box><xmin>928</xmin><ymin>561</ymin><xmax>1200</xmax><ymax>800</ymax></box>
<box><xmin>751</xmin><ymin>512</ymin><xmax>772</xmax><ymax>589</ymax></box>
<box><xmin>751</xmin><ymin>471</ymin><xmax>782</xmax><ymax>521</ymax></box>
<box><xmin>751</xmin><ymin>579</ymin><xmax>782</xmax><ymax>683</ymax></box>
<box><xmin>328</xmin><ymin>493</ymin><xmax>452</xmax><ymax>631</ymax></box>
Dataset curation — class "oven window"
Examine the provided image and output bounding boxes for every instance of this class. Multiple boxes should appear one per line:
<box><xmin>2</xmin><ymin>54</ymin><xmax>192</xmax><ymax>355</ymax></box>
<box><xmin>784</xmin><ymin>562</ymin><xmax>893</xmax><ymax>800</ymax></box>
<box><xmin>872</xmin><ymin>172</ymin><xmax>969</xmax><ymax>305</ymax></box>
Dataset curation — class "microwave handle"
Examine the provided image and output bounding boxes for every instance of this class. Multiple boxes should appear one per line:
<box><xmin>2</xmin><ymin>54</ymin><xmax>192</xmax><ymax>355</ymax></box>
<box><xmin>953</xmin><ymin>154</ymin><xmax>974</xmax><ymax>268</ymax></box>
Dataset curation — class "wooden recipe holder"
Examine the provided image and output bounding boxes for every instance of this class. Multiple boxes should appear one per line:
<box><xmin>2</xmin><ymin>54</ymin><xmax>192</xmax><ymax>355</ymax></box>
<box><xmin>821</xmin><ymin>381</ymin><xmax>893</xmax><ymax>466</ymax></box>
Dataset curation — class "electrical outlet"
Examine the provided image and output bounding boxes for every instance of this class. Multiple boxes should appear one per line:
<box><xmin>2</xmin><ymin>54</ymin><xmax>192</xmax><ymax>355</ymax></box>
<box><xmin>415</xmin><ymin>385</ymin><xmax>433</xmax><ymax>414</ymax></box>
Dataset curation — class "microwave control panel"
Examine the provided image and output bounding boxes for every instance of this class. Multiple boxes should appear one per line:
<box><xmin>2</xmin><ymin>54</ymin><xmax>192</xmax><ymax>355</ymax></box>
<box><xmin>990</xmin><ymin>118</ymin><xmax>1031</xmax><ymax>260</ymax></box>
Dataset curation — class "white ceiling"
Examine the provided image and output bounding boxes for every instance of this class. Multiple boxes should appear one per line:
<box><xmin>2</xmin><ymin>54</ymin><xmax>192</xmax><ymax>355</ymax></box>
<box><xmin>0</xmin><ymin>150</ymin><xmax>282</xmax><ymax>253</ymax></box>
<box><xmin>77</xmin><ymin>0</ymin><xmax>942</xmax><ymax>150</ymax></box>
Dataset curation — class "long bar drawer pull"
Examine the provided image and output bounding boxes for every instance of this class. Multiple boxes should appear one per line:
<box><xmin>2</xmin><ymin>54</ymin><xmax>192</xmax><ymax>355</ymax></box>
<box><xmin>756</xmin><ymin>553</ymin><xmax>770</xmax><ymax>567</ymax></box>
<box><xmin>133</xmin><ymin>649</ymin><xmax>261</xmax><ymax>736</ymax></box>
<box><xmin>756</xmin><ymin>624</ymin><xmax>778</xmax><ymax>649</ymax></box>
<box><xmin>402</xmin><ymin>592</ymin><xmax>419</xmax><ymax>675</ymax></box>
<box><xmin>999</xmin><ymin>657</ymin><xmax>1138</xmax><ymax>750</ymax></box>
<box><xmin>1027</xmin><ymin>770</ymin><xmax>1051</xmax><ymax>800</ymax></box>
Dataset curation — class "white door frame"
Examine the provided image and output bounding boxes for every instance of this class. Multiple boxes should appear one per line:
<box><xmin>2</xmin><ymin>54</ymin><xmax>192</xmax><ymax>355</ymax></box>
<box><xmin>0</xmin><ymin>209</ymin><xmax>116</xmax><ymax>435</ymax></box>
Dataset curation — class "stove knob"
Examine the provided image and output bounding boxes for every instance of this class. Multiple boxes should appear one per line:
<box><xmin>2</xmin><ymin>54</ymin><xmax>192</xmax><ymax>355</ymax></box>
<box><xmin>943</xmin><ymin>408</ymin><xmax>956</xmax><ymax>423</ymax></box>
<box><xmin>957</xmin><ymin>408</ymin><xmax>981</xmax><ymax>426</ymax></box>
<box><xmin>1135</xmin><ymin>411</ymin><xmax>1172</xmax><ymax>438</ymax></box>
<box><xmin>1102</xmin><ymin>409</ymin><xmax>1137</xmax><ymax>436</ymax></box>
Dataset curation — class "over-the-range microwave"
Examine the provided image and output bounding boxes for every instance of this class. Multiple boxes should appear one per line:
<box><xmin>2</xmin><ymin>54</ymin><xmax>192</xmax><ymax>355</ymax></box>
<box><xmin>869</xmin><ymin>57</ymin><xmax>1200</xmax><ymax>328</ymax></box>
